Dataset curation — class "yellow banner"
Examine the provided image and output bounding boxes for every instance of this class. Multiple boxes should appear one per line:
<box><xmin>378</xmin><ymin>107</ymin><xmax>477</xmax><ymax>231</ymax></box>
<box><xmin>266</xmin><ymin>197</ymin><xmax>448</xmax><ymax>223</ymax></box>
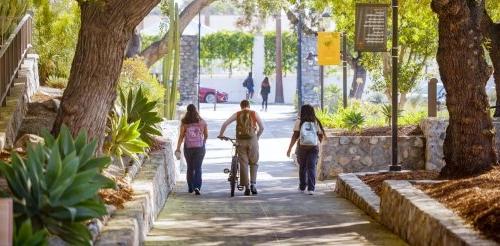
<box><xmin>317</xmin><ymin>32</ymin><xmax>341</xmax><ymax>65</ymax></box>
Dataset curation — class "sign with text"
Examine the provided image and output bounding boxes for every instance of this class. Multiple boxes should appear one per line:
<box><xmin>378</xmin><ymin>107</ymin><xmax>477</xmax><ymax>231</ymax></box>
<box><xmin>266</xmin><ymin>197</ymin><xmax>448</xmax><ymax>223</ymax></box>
<box><xmin>355</xmin><ymin>3</ymin><xmax>388</xmax><ymax>52</ymax></box>
<box><xmin>317</xmin><ymin>32</ymin><xmax>341</xmax><ymax>66</ymax></box>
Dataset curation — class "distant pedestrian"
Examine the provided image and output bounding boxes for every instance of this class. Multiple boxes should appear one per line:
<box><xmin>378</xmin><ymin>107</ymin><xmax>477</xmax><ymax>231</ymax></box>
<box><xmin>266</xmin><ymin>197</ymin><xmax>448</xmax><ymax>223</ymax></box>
<box><xmin>260</xmin><ymin>77</ymin><xmax>271</xmax><ymax>112</ymax></box>
<box><xmin>242</xmin><ymin>72</ymin><xmax>254</xmax><ymax>99</ymax></box>
<box><xmin>176</xmin><ymin>104</ymin><xmax>208</xmax><ymax>195</ymax></box>
<box><xmin>286</xmin><ymin>105</ymin><xmax>325</xmax><ymax>195</ymax></box>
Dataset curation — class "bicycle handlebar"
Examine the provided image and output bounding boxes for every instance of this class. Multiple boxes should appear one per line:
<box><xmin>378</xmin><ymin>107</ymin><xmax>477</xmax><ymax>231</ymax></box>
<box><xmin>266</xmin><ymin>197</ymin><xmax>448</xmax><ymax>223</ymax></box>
<box><xmin>218</xmin><ymin>136</ymin><xmax>238</xmax><ymax>145</ymax></box>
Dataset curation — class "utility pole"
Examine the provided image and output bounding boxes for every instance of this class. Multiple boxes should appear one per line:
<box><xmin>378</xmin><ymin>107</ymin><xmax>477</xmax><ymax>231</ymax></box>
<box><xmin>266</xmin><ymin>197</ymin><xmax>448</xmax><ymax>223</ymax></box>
<box><xmin>275</xmin><ymin>12</ymin><xmax>284</xmax><ymax>104</ymax></box>
<box><xmin>197</xmin><ymin>11</ymin><xmax>201</xmax><ymax>110</ymax></box>
<box><xmin>342</xmin><ymin>33</ymin><xmax>347</xmax><ymax>108</ymax></box>
<box><xmin>390</xmin><ymin>0</ymin><xmax>401</xmax><ymax>171</ymax></box>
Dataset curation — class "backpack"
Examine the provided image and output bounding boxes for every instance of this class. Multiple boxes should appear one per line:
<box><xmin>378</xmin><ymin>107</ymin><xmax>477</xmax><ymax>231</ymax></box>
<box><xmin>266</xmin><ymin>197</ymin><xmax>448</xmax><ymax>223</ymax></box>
<box><xmin>185</xmin><ymin>122</ymin><xmax>204</xmax><ymax>148</ymax></box>
<box><xmin>299</xmin><ymin>121</ymin><xmax>318</xmax><ymax>146</ymax></box>
<box><xmin>236</xmin><ymin>110</ymin><xmax>257</xmax><ymax>139</ymax></box>
<box><xmin>242</xmin><ymin>79</ymin><xmax>248</xmax><ymax>87</ymax></box>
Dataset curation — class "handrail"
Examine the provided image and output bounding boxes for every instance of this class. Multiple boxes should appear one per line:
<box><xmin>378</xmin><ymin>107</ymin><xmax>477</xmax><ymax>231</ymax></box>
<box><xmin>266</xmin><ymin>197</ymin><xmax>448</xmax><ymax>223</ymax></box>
<box><xmin>0</xmin><ymin>14</ymin><xmax>32</xmax><ymax>107</ymax></box>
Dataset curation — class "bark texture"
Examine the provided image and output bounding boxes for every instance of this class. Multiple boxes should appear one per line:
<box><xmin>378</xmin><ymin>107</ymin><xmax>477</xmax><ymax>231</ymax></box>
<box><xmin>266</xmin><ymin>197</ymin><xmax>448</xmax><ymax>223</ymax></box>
<box><xmin>431</xmin><ymin>0</ymin><xmax>496</xmax><ymax>178</ymax></box>
<box><xmin>53</xmin><ymin>0</ymin><xmax>160</xmax><ymax>144</ymax></box>
<box><xmin>140</xmin><ymin>0</ymin><xmax>216</xmax><ymax>67</ymax></box>
<box><xmin>348</xmin><ymin>56</ymin><xmax>367</xmax><ymax>99</ymax></box>
<box><xmin>275</xmin><ymin>14</ymin><xmax>284</xmax><ymax>103</ymax></box>
<box><xmin>480</xmin><ymin>9</ymin><xmax>500</xmax><ymax>116</ymax></box>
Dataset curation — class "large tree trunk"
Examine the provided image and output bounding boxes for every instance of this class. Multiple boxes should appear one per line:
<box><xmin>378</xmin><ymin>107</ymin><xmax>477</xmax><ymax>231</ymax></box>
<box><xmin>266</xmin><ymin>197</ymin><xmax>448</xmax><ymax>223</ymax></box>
<box><xmin>275</xmin><ymin>13</ymin><xmax>284</xmax><ymax>103</ymax></box>
<box><xmin>348</xmin><ymin>60</ymin><xmax>367</xmax><ymax>99</ymax></box>
<box><xmin>53</xmin><ymin>0</ymin><xmax>159</xmax><ymax>145</ymax></box>
<box><xmin>431</xmin><ymin>0</ymin><xmax>496</xmax><ymax>178</ymax></box>
<box><xmin>140</xmin><ymin>0</ymin><xmax>216</xmax><ymax>67</ymax></box>
<box><xmin>481</xmin><ymin>12</ymin><xmax>500</xmax><ymax>117</ymax></box>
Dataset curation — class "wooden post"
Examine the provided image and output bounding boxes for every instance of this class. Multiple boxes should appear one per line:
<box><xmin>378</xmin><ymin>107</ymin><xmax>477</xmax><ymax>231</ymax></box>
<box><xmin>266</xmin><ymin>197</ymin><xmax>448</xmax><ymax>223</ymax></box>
<box><xmin>428</xmin><ymin>78</ymin><xmax>438</xmax><ymax>117</ymax></box>
<box><xmin>0</xmin><ymin>198</ymin><xmax>13</xmax><ymax>246</ymax></box>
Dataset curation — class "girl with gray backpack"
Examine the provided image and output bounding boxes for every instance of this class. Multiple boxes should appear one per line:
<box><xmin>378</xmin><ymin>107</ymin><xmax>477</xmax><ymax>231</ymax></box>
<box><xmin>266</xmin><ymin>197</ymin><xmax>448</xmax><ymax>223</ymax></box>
<box><xmin>286</xmin><ymin>105</ymin><xmax>325</xmax><ymax>195</ymax></box>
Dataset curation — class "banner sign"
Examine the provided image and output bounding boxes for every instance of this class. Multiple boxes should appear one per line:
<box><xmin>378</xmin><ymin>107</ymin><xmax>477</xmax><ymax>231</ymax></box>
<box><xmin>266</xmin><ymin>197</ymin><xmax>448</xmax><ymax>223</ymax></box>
<box><xmin>355</xmin><ymin>3</ymin><xmax>388</xmax><ymax>52</ymax></box>
<box><xmin>317</xmin><ymin>32</ymin><xmax>341</xmax><ymax>66</ymax></box>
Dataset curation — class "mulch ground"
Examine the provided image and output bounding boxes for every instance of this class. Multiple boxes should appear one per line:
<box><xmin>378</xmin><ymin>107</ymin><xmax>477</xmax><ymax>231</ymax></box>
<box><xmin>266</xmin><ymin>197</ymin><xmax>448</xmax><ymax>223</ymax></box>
<box><xmin>416</xmin><ymin>167</ymin><xmax>500</xmax><ymax>243</ymax></box>
<box><xmin>99</xmin><ymin>176</ymin><xmax>134</xmax><ymax>209</ymax></box>
<box><xmin>333</xmin><ymin>125</ymin><xmax>423</xmax><ymax>136</ymax></box>
<box><xmin>359</xmin><ymin>170</ymin><xmax>439</xmax><ymax>196</ymax></box>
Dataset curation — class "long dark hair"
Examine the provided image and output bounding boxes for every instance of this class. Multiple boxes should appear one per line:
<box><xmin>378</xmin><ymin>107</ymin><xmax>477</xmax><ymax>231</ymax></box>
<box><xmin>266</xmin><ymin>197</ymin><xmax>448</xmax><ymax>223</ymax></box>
<box><xmin>300</xmin><ymin>104</ymin><xmax>325</xmax><ymax>134</ymax></box>
<box><xmin>182</xmin><ymin>104</ymin><xmax>202</xmax><ymax>124</ymax></box>
<box><xmin>261</xmin><ymin>77</ymin><xmax>270</xmax><ymax>87</ymax></box>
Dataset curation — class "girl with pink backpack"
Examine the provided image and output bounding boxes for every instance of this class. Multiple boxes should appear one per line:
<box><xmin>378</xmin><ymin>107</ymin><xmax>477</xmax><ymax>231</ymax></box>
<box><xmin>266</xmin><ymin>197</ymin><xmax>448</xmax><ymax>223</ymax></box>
<box><xmin>176</xmin><ymin>104</ymin><xmax>208</xmax><ymax>195</ymax></box>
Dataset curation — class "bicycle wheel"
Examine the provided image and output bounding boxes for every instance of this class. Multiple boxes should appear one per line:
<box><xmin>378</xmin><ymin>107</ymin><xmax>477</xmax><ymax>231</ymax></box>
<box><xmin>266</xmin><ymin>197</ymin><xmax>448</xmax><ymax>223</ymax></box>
<box><xmin>230</xmin><ymin>156</ymin><xmax>238</xmax><ymax>197</ymax></box>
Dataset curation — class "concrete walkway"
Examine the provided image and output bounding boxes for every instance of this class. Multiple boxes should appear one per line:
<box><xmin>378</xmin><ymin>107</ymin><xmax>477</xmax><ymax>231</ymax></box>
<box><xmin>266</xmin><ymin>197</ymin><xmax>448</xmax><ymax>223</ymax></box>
<box><xmin>146</xmin><ymin>104</ymin><xmax>406</xmax><ymax>245</ymax></box>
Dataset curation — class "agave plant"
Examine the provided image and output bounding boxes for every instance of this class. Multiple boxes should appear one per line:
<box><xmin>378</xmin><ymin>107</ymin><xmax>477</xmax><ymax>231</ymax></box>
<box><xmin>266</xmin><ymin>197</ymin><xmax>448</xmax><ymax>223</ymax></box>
<box><xmin>342</xmin><ymin>111</ymin><xmax>366</xmax><ymax>132</ymax></box>
<box><xmin>0</xmin><ymin>126</ymin><xmax>115</xmax><ymax>245</ymax></box>
<box><xmin>119</xmin><ymin>87</ymin><xmax>162</xmax><ymax>145</ymax></box>
<box><xmin>380</xmin><ymin>104</ymin><xmax>404</xmax><ymax>126</ymax></box>
<box><xmin>105</xmin><ymin>114</ymin><xmax>149</xmax><ymax>169</ymax></box>
<box><xmin>13</xmin><ymin>219</ymin><xmax>48</xmax><ymax>246</ymax></box>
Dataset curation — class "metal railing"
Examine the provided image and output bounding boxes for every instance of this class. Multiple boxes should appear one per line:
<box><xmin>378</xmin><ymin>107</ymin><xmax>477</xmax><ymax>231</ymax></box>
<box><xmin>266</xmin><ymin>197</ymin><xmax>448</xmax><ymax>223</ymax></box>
<box><xmin>0</xmin><ymin>14</ymin><xmax>32</xmax><ymax>107</ymax></box>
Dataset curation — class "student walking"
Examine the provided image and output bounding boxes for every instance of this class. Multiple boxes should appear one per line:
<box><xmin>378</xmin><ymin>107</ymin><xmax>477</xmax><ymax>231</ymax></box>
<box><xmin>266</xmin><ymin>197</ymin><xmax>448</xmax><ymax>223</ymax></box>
<box><xmin>260</xmin><ymin>77</ymin><xmax>271</xmax><ymax>112</ymax></box>
<box><xmin>176</xmin><ymin>104</ymin><xmax>208</xmax><ymax>195</ymax></box>
<box><xmin>286</xmin><ymin>105</ymin><xmax>325</xmax><ymax>195</ymax></box>
<box><xmin>242</xmin><ymin>72</ymin><xmax>255</xmax><ymax>100</ymax></box>
<box><xmin>218</xmin><ymin>100</ymin><xmax>264</xmax><ymax>196</ymax></box>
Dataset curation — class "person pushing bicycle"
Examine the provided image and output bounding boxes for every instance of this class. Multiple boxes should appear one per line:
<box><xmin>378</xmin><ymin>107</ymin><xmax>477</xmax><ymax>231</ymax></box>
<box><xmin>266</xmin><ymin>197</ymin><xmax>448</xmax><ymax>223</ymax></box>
<box><xmin>218</xmin><ymin>100</ymin><xmax>264</xmax><ymax>196</ymax></box>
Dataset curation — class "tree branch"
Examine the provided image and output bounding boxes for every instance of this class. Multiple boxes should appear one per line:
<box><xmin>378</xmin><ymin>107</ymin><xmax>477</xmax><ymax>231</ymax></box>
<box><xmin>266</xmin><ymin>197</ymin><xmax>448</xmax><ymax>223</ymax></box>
<box><xmin>284</xmin><ymin>9</ymin><xmax>316</xmax><ymax>36</ymax></box>
<box><xmin>140</xmin><ymin>0</ymin><xmax>217</xmax><ymax>67</ymax></box>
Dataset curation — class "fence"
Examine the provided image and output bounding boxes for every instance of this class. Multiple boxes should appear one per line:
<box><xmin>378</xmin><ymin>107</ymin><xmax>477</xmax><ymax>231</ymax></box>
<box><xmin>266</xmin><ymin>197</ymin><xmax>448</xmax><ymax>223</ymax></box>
<box><xmin>0</xmin><ymin>14</ymin><xmax>32</xmax><ymax>107</ymax></box>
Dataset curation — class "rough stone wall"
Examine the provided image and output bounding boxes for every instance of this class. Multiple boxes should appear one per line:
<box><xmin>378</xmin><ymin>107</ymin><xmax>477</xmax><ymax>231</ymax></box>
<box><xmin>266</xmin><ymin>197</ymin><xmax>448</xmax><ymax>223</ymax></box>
<box><xmin>179</xmin><ymin>35</ymin><xmax>199</xmax><ymax>107</ymax></box>
<box><xmin>420</xmin><ymin>118</ymin><xmax>500</xmax><ymax>171</ymax></box>
<box><xmin>301</xmin><ymin>35</ymin><xmax>320</xmax><ymax>107</ymax></box>
<box><xmin>318</xmin><ymin>132</ymin><xmax>425</xmax><ymax>180</ymax></box>
<box><xmin>0</xmin><ymin>54</ymin><xmax>39</xmax><ymax>150</ymax></box>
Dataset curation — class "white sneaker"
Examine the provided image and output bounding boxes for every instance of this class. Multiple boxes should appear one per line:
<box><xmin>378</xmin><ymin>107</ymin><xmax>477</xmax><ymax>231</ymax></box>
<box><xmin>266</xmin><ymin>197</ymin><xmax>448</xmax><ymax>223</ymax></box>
<box><xmin>308</xmin><ymin>190</ymin><xmax>314</xmax><ymax>195</ymax></box>
<box><xmin>298</xmin><ymin>187</ymin><xmax>305</xmax><ymax>193</ymax></box>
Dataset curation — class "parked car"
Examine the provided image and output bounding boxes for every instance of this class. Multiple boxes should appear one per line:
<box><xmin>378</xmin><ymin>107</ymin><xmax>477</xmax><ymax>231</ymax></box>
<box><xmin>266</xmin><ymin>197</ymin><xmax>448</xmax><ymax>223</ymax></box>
<box><xmin>199</xmin><ymin>87</ymin><xmax>228</xmax><ymax>103</ymax></box>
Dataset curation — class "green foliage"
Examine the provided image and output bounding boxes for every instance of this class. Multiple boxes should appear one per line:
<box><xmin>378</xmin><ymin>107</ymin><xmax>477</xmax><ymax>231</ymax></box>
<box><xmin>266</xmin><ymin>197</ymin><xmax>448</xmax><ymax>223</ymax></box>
<box><xmin>162</xmin><ymin>0</ymin><xmax>181</xmax><ymax>120</ymax></box>
<box><xmin>201</xmin><ymin>31</ymin><xmax>254</xmax><ymax>76</ymax></box>
<box><xmin>32</xmin><ymin>0</ymin><xmax>80</xmax><ymax>84</ymax></box>
<box><xmin>119</xmin><ymin>87</ymin><xmax>163</xmax><ymax>145</ymax></box>
<box><xmin>324</xmin><ymin>84</ymin><xmax>342</xmax><ymax>112</ymax></box>
<box><xmin>380</xmin><ymin>104</ymin><xmax>403</xmax><ymax>126</ymax></box>
<box><xmin>105</xmin><ymin>114</ymin><xmax>149</xmax><ymax>166</ymax></box>
<box><xmin>13</xmin><ymin>219</ymin><xmax>48</xmax><ymax>246</ymax></box>
<box><xmin>0</xmin><ymin>126</ymin><xmax>114</xmax><ymax>245</ymax></box>
<box><xmin>264</xmin><ymin>31</ymin><xmax>297</xmax><ymax>76</ymax></box>
<box><xmin>119</xmin><ymin>57</ymin><xmax>164</xmax><ymax>109</ymax></box>
<box><xmin>141</xmin><ymin>34</ymin><xmax>161</xmax><ymax>52</ymax></box>
<box><xmin>400</xmin><ymin>110</ymin><xmax>426</xmax><ymax>126</ymax></box>
<box><xmin>0</xmin><ymin>0</ymin><xmax>29</xmax><ymax>40</ymax></box>
<box><xmin>342</xmin><ymin>110</ymin><xmax>365</xmax><ymax>132</ymax></box>
<box><xmin>46</xmin><ymin>75</ymin><xmax>67</xmax><ymax>89</ymax></box>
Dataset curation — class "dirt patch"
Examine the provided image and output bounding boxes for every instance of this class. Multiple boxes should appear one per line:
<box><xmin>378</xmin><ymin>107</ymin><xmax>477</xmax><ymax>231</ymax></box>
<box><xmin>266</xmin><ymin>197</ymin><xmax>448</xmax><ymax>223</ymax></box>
<box><xmin>99</xmin><ymin>176</ymin><xmax>134</xmax><ymax>209</ymax></box>
<box><xmin>359</xmin><ymin>170</ymin><xmax>439</xmax><ymax>196</ymax></box>
<box><xmin>417</xmin><ymin>167</ymin><xmax>500</xmax><ymax>243</ymax></box>
<box><xmin>331</xmin><ymin>125</ymin><xmax>423</xmax><ymax>136</ymax></box>
<box><xmin>17</xmin><ymin>92</ymin><xmax>60</xmax><ymax>138</ymax></box>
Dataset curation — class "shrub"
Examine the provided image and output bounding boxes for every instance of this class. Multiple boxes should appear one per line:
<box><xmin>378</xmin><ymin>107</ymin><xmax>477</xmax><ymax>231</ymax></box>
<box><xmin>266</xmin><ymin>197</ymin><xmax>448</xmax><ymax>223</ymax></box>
<box><xmin>46</xmin><ymin>75</ymin><xmax>68</xmax><ymax>89</ymax></box>
<box><xmin>13</xmin><ymin>219</ymin><xmax>48</xmax><ymax>246</ymax></box>
<box><xmin>104</xmin><ymin>114</ymin><xmax>149</xmax><ymax>169</ymax></box>
<box><xmin>119</xmin><ymin>58</ymin><xmax>164</xmax><ymax>110</ymax></box>
<box><xmin>324</xmin><ymin>84</ymin><xmax>342</xmax><ymax>113</ymax></box>
<box><xmin>400</xmin><ymin>110</ymin><xmax>427</xmax><ymax>126</ymax></box>
<box><xmin>0</xmin><ymin>126</ymin><xmax>115</xmax><ymax>245</ymax></box>
<box><xmin>118</xmin><ymin>87</ymin><xmax>163</xmax><ymax>145</ymax></box>
<box><xmin>380</xmin><ymin>104</ymin><xmax>404</xmax><ymax>126</ymax></box>
<box><xmin>342</xmin><ymin>110</ymin><xmax>366</xmax><ymax>131</ymax></box>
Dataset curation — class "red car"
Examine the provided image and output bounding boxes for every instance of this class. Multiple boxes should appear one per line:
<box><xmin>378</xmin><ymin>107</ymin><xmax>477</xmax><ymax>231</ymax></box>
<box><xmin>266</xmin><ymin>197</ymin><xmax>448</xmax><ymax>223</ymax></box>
<box><xmin>199</xmin><ymin>87</ymin><xmax>228</xmax><ymax>103</ymax></box>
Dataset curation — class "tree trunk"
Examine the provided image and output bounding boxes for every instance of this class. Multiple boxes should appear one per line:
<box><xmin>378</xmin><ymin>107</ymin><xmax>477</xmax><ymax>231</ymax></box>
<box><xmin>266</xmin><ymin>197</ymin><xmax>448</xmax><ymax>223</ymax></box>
<box><xmin>53</xmin><ymin>0</ymin><xmax>159</xmax><ymax>145</ymax></box>
<box><xmin>481</xmin><ymin>15</ymin><xmax>500</xmax><ymax>116</ymax></box>
<box><xmin>125</xmin><ymin>27</ymin><xmax>142</xmax><ymax>58</ymax></box>
<box><xmin>431</xmin><ymin>0</ymin><xmax>496</xmax><ymax>178</ymax></box>
<box><xmin>275</xmin><ymin>13</ymin><xmax>284</xmax><ymax>104</ymax></box>
<box><xmin>348</xmin><ymin>61</ymin><xmax>367</xmax><ymax>99</ymax></box>
<box><xmin>140</xmin><ymin>0</ymin><xmax>216</xmax><ymax>67</ymax></box>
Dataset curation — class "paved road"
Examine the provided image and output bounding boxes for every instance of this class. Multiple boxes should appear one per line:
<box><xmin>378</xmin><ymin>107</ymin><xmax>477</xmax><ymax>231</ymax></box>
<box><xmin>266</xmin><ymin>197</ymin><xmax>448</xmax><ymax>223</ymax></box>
<box><xmin>146</xmin><ymin>104</ymin><xmax>406</xmax><ymax>246</ymax></box>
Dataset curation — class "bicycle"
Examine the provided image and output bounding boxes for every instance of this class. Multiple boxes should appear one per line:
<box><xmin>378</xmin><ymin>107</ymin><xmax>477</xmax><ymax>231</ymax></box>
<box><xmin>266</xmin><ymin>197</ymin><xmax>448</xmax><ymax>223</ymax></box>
<box><xmin>218</xmin><ymin>136</ymin><xmax>245</xmax><ymax>197</ymax></box>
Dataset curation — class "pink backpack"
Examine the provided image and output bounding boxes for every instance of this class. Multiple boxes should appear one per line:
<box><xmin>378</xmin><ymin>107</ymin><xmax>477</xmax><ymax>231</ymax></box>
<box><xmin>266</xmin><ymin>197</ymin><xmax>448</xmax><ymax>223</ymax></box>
<box><xmin>185</xmin><ymin>122</ymin><xmax>205</xmax><ymax>148</ymax></box>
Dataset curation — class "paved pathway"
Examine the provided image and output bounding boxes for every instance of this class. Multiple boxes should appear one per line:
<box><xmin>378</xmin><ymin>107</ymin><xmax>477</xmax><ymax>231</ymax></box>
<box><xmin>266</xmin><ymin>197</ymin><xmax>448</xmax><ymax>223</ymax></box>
<box><xmin>146</xmin><ymin>104</ymin><xmax>406</xmax><ymax>245</ymax></box>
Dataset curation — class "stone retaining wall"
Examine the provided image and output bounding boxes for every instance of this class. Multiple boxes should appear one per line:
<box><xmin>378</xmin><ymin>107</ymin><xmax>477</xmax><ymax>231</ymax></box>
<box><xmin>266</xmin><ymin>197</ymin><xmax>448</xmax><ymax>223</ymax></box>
<box><xmin>318</xmin><ymin>133</ymin><xmax>425</xmax><ymax>180</ymax></box>
<box><xmin>420</xmin><ymin>118</ymin><xmax>500</xmax><ymax>171</ymax></box>
<box><xmin>0</xmin><ymin>54</ymin><xmax>39</xmax><ymax>150</ymax></box>
<box><xmin>380</xmin><ymin>180</ymin><xmax>496</xmax><ymax>246</ymax></box>
<box><xmin>335</xmin><ymin>173</ymin><xmax>380</xmax><ymax>221</ymax></box>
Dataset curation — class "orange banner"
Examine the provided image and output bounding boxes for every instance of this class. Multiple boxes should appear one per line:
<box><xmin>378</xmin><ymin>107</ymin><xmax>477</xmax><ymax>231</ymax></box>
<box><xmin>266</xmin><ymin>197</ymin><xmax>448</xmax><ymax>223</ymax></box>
<box><xmin>317</xmin><ymin>32</ymin><xmax>341</xmax><ymax>65</ymax></box>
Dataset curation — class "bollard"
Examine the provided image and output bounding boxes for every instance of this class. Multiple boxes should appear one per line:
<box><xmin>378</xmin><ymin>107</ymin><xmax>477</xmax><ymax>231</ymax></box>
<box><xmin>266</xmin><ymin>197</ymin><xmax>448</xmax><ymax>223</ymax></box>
<box><xmin>0</xmin><ymin>198</ymin><xmax>13</xmax><ymax>246</ymax></box>
<box><xmin>428</xmin><ymin>78</ymin><xmax>438</xmax><ymax>117</ymax></box>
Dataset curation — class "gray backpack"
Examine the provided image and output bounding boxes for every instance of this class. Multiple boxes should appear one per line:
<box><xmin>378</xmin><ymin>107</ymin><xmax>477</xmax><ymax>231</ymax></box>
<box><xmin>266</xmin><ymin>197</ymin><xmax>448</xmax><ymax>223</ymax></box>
<box><xmin>299</xmin><ymin>121</ymin><xmax>318</xmax><ymax>146</ymax></box>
